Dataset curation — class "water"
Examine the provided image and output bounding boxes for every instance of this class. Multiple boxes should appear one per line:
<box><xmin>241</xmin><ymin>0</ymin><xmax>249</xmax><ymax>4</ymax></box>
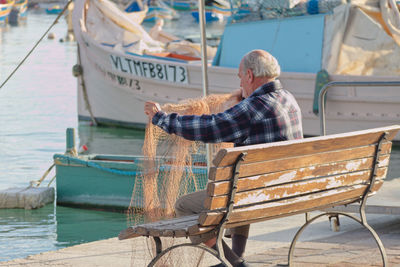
<box><xmin>0</xmin><ymin>8</ymin><xmax>227</xmax><ymax>262</ymax></box>
<box><xmin>0</xmin><ymin>11</ymin><xmax>134</xmax><ymax>262</ymax></box>
<box><xmin>0</xmin><ymin>7</ymin><xmax>399</xmax><ymax>263</ymax></box>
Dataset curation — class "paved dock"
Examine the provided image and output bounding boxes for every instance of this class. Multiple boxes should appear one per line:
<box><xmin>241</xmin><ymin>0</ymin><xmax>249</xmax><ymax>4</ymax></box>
<box><xmin>1</xmin><ymin>180</ymin><xmax>400</xmax><ymax>266</ymax></box>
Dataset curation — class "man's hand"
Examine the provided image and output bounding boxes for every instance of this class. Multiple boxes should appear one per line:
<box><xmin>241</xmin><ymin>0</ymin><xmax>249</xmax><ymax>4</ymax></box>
<box><xmin>144</xmin><ymin>101</ymin><xmax>162</xmax><ymax>119</ymax></box>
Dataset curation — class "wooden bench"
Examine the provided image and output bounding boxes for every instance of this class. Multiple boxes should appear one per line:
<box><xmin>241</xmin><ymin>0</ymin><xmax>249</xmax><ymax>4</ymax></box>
<box><xmin>119</xmin><ymin>125</ymin><xmax>400</xmax><ymax>267</ymax></box>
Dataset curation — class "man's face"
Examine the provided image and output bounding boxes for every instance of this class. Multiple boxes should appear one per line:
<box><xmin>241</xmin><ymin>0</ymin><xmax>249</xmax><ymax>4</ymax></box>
<box><xmin>238</xmin><ymin>60</ymin><xmax>252</xmax><ymax>98</ymax></box>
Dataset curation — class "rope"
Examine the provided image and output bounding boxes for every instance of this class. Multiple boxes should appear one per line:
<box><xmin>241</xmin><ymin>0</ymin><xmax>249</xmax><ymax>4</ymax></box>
<box><xmin>77</xmin><ymin>44</ymin><xmax>98</xmax><ymax>125</ymax></box>
<box><xmin>33</xmin><ymin>163</ymin><xmax>55</xmax><ymax>187</ymax></box>
<box><xmin>0</xmin><ymin>0</ymin><xmax>73</xmax><ymax>90</ymax></box>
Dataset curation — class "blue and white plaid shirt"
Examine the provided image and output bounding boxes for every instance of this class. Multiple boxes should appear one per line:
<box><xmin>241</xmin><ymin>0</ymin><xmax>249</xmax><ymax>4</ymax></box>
<box><xmin>152</xmin><ymin>80</ymin><xmax>303</xmax><ymax>146</ymax></box>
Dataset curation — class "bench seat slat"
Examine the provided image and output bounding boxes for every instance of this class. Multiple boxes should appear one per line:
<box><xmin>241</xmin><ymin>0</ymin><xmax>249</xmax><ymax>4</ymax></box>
<box><xmin>212</xmin><ymin>198</ymin><xmax>365</xmax><ymax>229</ymax></box>
<box><xmin>199</xmin><ymin>182</ymin><xmax>383</xmax><ymax>227</ymax></box>
<box><xmin>208</xmin><ymin>156</ymin><xmax>389</xmax><ymax>196</ymax></box>
<box><xmin>205</xmin><ymin>169</ymin><xmax>387</xmax><ymax>210</ymax></box>
<box><xmin>210</xmin><ymin>147</ymin><xmax>391</xmax><ymax>181</ymax></box>
<box><xmin>212</xmin><ymin>126</ymin><xmax>398</xmax><ymax>167</ymax></box>
<box><xmin>119</xmin><ymin>215</ymin><xmax>200</xmax><ymax>239</ymax></box>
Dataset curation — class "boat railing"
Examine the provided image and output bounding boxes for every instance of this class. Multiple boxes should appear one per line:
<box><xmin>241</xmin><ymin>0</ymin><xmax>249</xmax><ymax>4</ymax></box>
<box><xmin>319</xmin><ymin>80</ymin><xmax>400</xmax><ymax>217</ymax></box>
<box><xmin>318</xmin><ymin>81</ymin><xmax>400</xmax><ymax>136</ymax></box>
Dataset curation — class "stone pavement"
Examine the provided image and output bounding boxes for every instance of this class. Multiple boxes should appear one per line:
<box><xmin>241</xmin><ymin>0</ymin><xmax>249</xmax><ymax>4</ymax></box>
<box><xmin>1</xmin><ymin>211</ymin><xmax>399</xmax><ymax>267</ymax></box>
<box><xmin>1</xmin><ymin>179</ymin><xmax>400</xmax><ymax>266</ymax></box>
<box><xmin>245</xmin><ymin>214</ymin><xmax>400</xmax><ymax>267</ymax></box>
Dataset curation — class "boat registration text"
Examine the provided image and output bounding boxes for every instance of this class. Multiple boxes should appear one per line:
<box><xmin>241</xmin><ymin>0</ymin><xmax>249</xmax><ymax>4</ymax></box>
<box><xmin>110</xmin><ymin>54</ymin><xmax>188</xmax><ymax>84</ymax></box>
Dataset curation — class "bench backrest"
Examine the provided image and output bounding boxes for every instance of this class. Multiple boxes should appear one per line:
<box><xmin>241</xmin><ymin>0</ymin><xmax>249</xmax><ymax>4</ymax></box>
<box><xmin>198</xmin><ymin>125</ymin><xmax>400</xmax><ymax>228</ymax></box>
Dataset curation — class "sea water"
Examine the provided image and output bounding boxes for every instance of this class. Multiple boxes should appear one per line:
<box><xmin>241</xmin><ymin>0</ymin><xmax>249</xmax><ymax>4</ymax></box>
<box><xmin>0</xmin><ymin>7</ymin><xmax>227</xmax><ymax>262</ymax></box>
<box><xmin>0</xmin><ymin>10</ymin><xmax>141</xmax><ymax>262</ymax></box>
<box><xmin>0</xmin><ymin>7</ymin><xmax>399</xmax><ymax>263</ymax></box>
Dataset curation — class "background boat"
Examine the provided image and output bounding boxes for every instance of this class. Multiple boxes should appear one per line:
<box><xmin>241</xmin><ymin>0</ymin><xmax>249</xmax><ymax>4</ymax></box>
<box><xmin>13</xmin><ymin>0</ymin><xmax>27</xmax><ymax>18</ymax></box>
<box><xmin>190</xmin><ymin>0</ymin><xmax>234</xmax><ymax>22</ymax></box>
<box><xmin>162</xmin><ymin>0</ymin><xmax>195</xmax><ymax>10</ymax></box>
<box><xmin>125</xmin><ymin>0</ymin><xmax>179</xmax><ymax>22</ymax></box>
<box><xmin>45</xmin><ymin>4</ymin><xmax>62</xmax><ymax>14</ymax></box>
<box><xmin>72</xmin><ymin>0</ymin><xmax>400</xmax><ymax>140</ymax></box>
<box><xmin>7</xmin><ymin>0</ymin><xmax>27</xmax><ymax>25</ymax></box>
<box><xmin>0</xmin><ymin>0</ymin><xmax>14</xmax><ymax>24</ymax></box>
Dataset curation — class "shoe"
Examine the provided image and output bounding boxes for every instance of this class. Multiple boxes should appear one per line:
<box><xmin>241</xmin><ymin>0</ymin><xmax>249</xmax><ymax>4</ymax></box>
<box><xmin>237</xmin><ymin>260</ymin><xmax>251</xmax><ymax>267</ymax></box>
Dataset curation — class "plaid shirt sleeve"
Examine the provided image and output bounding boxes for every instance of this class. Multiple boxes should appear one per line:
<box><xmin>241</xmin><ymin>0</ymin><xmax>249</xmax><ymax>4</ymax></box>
<box><xmin>152</xmin><ymin>100</ymin><xmax>253</xmax><ymax>143</ymax></box>
<box><xmin>152</xmin><ymin>80</ymin><xmax>303</xmax><ymax>145</ymax></box>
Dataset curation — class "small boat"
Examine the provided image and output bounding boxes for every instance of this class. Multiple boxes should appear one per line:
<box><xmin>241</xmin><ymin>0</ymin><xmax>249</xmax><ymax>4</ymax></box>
<box><xmin>13</xmin><ymin>0</ymin><xmax>27</xmax><ymax>18</ymax></box>
<box><xmin>191</xmin><ymin>9</ymin><xmax>224</xmax><ymax>22</ymax></box>
<box><xmin>72</xmin><ymin>0</ymin><xmax>400</xmax><ymax>140</ymax></box>
<box><xmin>162</xmin><ymin>0</ymin><xmax>195</xmax><ymax>10</ymax></box>
<box><xmin>0</xmin><ymin>0</ymin><xmax>14</xmax><ymax>24</ymax></box>
<box><xmin>125</xmin><ymin>0</ymin><xmax>178</xmax><ymax>22</ymax></box>
<box><xmin>45</xmin><ymin>5</ymin><xmax>62</xmax><ymax>14</ymax></box>
<box><xmin>8</xmin><ymin>0</ymin><xmax>27</xmax><ymax>25</ymax></box>
<box><xmin>54</xmin><ymin>128</ymin><xmax>207</xmax><ymax>210</ymax></box>
<box><xmin>190</xmin><ymin>0</ymin><xmax>234</xmax><ymax>22</ymax></box>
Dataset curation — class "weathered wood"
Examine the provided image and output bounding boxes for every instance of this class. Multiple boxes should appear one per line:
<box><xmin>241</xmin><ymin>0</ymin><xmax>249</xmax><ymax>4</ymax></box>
<box><xmin>205</xmin><ymin>169</ymin><xmax>387</xmax><ymax>210</ymax></box>
<box><xmin>207</xmin><ymin>157</ymin><xmax>389</xmax><ymax>196</ymax></box>
<box><xmin>147</xmin><ymin>228</ymin><xmax>188</xmax><ymax>237</ymax></box>
<box><xmin>187</xmin><ymin>225</ymin><xmax>215</xmax><ymax>236</ymax></box>
<box><xmin>118</xmin><ymin>228</ymin><xmax>142</xmax><ymax>240</ymax></box>
<box><xmin>211</xmin><ymin>126</ymin><xmax>398</xmax><ymax>167</ymax></box>
<box><xmin>199</xmin><ymin>182</ymin><xmax>383</xmax><ymax>226</ymax></box>
<box><xmin>212</xmin><ymin>197</ymin><xmax>369</xmax><ymax>229</ymax></box>
<box><xmin>119</xmin><ymin>215</ymin><xmax>199</xmax><ymax>239</ymax></box>
<box><xmin>209</xmin><ymin>148</ymin><xmax>390</xmax><ymax>182</ymax></box>
<box><xmin>207</xmin><ymin>154</ymin><xmax>389</xmax><ymax>196</ymax></box>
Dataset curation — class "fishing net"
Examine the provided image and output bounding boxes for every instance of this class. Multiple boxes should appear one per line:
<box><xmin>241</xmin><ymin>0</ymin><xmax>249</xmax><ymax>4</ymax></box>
<box><xmin>127</xmin><ymin>92</ymin><xmax>240</xmax><ymax>266</ymax></box>
<box><xmin>230</xmin><ymin>0</ymin><xmax>346</xmax><ymax>22</ymax></box>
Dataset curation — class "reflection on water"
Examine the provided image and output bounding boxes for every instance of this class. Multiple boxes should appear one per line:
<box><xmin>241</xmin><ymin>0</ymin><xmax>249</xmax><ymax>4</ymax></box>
<box><xmin>55</xmin><ymin>205</ymin><xmax>128</xmax><ymax>247</ymax></box>
<box><xmin>0</xmin><ymin>205</ymin><xmax>56</xmax><ymax>261</ymax></box>
<box><xmin>77</xmin><ymin>123</ymin><xmax>145</xmax><ymax>156</ymax></box>
<box><xmin>0</xmin><ymin>203</ymin><xmax>129</xmax><ymax>261</ymax></box>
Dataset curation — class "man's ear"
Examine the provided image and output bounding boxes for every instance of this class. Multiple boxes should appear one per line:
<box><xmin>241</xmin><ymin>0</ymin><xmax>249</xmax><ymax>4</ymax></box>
<box><xmin>247</xmin><ymin>69</ymin><xmax>254</xmax><ymax>82</ymax></box>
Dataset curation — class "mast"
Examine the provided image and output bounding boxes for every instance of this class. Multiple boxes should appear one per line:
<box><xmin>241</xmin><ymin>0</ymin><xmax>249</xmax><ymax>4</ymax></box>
<box><xmin>197</xmin><ymin>0</ymin><xmax>212</xmax><ymax>170</ymax></box>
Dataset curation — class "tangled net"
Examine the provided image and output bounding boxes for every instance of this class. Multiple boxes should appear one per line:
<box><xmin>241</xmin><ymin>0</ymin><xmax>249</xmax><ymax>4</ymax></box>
<box><xmin>127</xmin><ymin>92</ymin><xmax>240</xmax><ymax>266</ymax></box>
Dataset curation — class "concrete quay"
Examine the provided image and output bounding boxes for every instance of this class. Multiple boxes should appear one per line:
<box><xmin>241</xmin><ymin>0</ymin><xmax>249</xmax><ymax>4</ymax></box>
<box><xmin>1</xmin><ymin>179</ymin><xmax>400</xmax><ymax>267</ymax></box>
<box><xmin>1</xmin><ymin>212</ymin><xmax>399</xmax><ymax>267</ymax></box>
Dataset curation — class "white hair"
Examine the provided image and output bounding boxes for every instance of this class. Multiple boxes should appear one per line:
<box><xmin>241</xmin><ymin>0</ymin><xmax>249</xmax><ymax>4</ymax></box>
<box><xmin>242</xmin><ymin>50</ymin><xmax>281</xmax><ymax>78</ymax></box>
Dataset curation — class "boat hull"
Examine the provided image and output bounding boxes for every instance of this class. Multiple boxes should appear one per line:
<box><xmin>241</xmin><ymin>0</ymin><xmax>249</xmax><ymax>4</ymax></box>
<box><xmin>74</xmin><ymin>0</ymin><xmax>400</xmax><ymax>140</ymax></box>
<box><xmin>54</xmin><ymin>154</ymin><xmax>142</xmax><ymax>210</ymax></box>
<box><xmin>13</xmin><ymin>0</ymin><xmax>28</xmax><ymax>20</ymax></box>
<box><xmin>54</xmin><ymin>153</ymin><xmax>208</xmax><ymax>210</ymax></box>
<box><xmin>0</xmin><ymin>1</ymin><xmax>13</xmax><ymax>24</ymax></box>
<box><xmin>76</xmin><ymin>38</ymin><xmax>400</xmax><ymax>139</ymax></box>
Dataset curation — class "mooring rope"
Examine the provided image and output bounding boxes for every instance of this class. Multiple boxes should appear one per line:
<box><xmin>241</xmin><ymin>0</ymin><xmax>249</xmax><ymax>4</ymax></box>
<box><xmin>0</xmin><ymin>0</ymin><xmax>73</xmax><ymax>90</ymax></box>
<box><xmin>76</xmin><ymin>44</ymin><xmax>98</xmax><ymax>126</ymax></box>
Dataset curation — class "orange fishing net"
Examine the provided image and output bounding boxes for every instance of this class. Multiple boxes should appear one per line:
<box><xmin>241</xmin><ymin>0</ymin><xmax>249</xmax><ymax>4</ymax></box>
<box><xmin>127</xmin><ymin>92</ymin><xmax>239</xmax><ymax>266</ymax></box>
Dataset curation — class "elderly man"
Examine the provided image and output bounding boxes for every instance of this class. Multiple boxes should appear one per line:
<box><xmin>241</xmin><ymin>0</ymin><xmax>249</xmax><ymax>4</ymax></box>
<box><xmin>144</xmin><ymin>49</ymin><xmax>303</xmax><ymax>267</ymax></box>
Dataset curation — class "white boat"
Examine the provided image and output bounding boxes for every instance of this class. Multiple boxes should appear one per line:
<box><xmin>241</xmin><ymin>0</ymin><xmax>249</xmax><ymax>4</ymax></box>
<box><xmin>72</xmin><ymin>0</ymin><xmax>400</xmax><ymax>139</ymax></box>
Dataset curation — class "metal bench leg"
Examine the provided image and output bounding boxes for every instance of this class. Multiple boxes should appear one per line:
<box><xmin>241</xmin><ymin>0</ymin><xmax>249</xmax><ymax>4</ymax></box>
<box><xmin>287</xmin><ymin>212</ymin><xmax>387</xmax><ymax>267</ymax></box>
<box><xmin>153</xmin><ymin>237</ymin><xmax>162</xmax><ymax>255</ymax></box>
<box><xmin>147</xmin><ymin>242</ymin><xmax>231</xmax><ymax>267</ymax></box>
